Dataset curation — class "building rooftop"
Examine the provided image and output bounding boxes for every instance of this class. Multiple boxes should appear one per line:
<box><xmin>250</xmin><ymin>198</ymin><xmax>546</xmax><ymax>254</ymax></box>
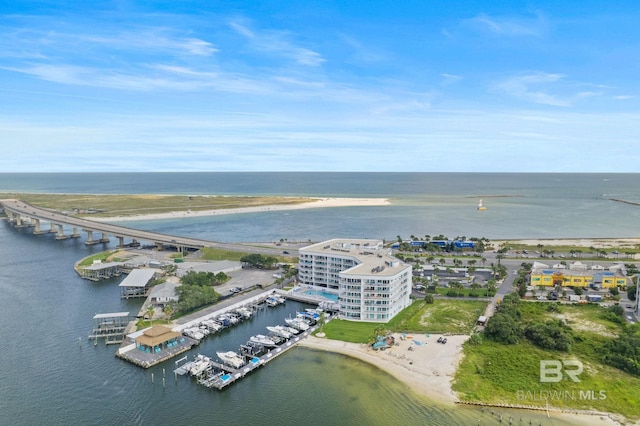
<box><xmin>300</xmin><ymin>238</ymin><xmax>385</xmax><ymax>255</ymax></box>
<box><xmin>301</xmin><ymin>238</ymin><xmax>408</xmax><ymax>277</ymax></box>
<box><xmin>119</xmin><ymin>268</ymin><xmax>156</xmax><ymax>288</ymax></box>
<box><xmin>83</xmin><ymin>261</ymin><xmax>125</xmax><ymax>271</ymax></box>
<box><xmin>93</xmin><ymin>312</ymin><xmax>130</xmax><ymax>319</ymax></box>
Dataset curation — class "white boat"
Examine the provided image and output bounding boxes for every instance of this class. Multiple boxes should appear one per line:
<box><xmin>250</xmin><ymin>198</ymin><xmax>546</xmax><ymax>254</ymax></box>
<box><xmin>267</xmin><ymin>325</ymin><xmax>291</xmax><ymax>339</ymax></box>
<box><xmin>477</xmin><ymin>199</ymin><xmax>487</xmax><ymax>210</ymax></box>
<box><xmin>203</xmin><ymin>320</ymin><xmax>223</xmax><ymax>332</ymax></box>
<box><xmin>266</xmin><ymin>297</ymin><xmax>279</xmax><ymax>307</ymax></box>
<box><xmin>285</xmin><ymin>326</ymin><xmax>301</xmax><ymax>335</ymax></box>
<box><xmin>190</xmin><ymin>356</ymin><xmax>211</xmax><ymax>376</ymax></box>
<box><xmin>217</xmin><ymin>351</ymin><xmax>245</xmax><ymax>369</ymax></box>
<box><xmin>236</xmin><ymin>307</ymin><xmax>252</xmax><ymax>319</ymax></box>
<box><xmin>249</xmin><ymin>334</ymin><xmax>277</xmax><ymax>347</ymax></box>
<box><xmin>285</xmin><ymin>317</ymin><xmax>309</xmax><ymax>331</ymax></box>
<box><xmin>298</xmin><ymin>310</ymin><xmax>319</xmax><ymax>319</ymax></box>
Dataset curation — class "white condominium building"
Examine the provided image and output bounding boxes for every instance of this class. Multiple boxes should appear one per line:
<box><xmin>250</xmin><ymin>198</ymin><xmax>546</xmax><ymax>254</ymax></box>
<box><xmin>298</xmin><ymin>239</ymin><xmax>412</xmax><ymax>322</ymax></box>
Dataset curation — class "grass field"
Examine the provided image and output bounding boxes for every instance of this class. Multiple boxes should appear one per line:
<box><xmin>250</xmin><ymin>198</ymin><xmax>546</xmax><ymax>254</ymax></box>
<box><xmin>0</xmin><ymin>192</ymin><xmax>311</xmax><ymax>217</ymax></box>
<box><xmin>322</xmin><ymin>299</ymin><xmax>487</xmax><ymax>343</ymax></box>
<box><xmin>453</xmin><ymin>339</ymin><xmax>640</xmax><ymax>420</ymax></box>
<box><xmin>454</xmin><ymin>302</ymin><xmax>640</xmax><ymax>421</ymax></box>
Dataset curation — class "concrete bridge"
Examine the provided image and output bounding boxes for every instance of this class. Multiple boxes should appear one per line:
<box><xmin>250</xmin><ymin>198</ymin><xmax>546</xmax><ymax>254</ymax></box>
<box><xmin>0</xmin><ymin>199</ymin><xmax>213</xmax><ymax>252</ymax></box>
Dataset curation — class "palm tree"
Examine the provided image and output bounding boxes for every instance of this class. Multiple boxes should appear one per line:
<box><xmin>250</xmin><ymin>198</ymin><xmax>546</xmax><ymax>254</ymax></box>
<box><xmin>317</xmin><ymin>312</ymin><xmax>326</xmax><ymax>336</ymax></box>
<box><xmin>163</xmin><ymin>304</ymin><xmax>174</xmax><ymax>319</ymax></box>
<box><xmin>146</xmin><ymin>305</ymin><xmax>155</xmax><ymax>326</ymax></box>
<box><xmin>481</xmin><ymin>257</ymin><xmax>487</xmax><ymax>267</ymax></box>
<box><xmin>450</xmin><ymin>281</ymin><xmax>464</xmax><ymax>297</ymax></box>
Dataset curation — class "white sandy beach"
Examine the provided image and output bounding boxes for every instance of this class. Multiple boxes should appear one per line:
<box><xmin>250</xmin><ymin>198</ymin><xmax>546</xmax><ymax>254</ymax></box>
<box><xmin>493</xmin><ymin>238</ymin><xmax>640</xmax><ymax>250</ymax></box>
<box><xmin>299</xmin><ymin>333</ymin><xmax>467</xmax><ymax>404</ymax></box>
<box><xmin>299</xmin><ymin>334</ymin><xmax>623</xmax><ymax>425</ymax></box>
<box><xmin>92</xmin><ymin>197</ymin><xmax>390</xmax><ymax>222</ymax></box>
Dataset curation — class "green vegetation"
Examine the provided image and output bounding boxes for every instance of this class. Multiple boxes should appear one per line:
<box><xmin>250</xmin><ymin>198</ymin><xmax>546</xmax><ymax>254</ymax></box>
<box><xmin>135</xmin><ymin>319</ymin><xmax>171</xmax><ymax>329</ymax></box>
<box><xmin>240</xmin><ymin>253</ymin><xmax>279</xmax><ymax>269</ymax></box>
<box><xmin>180</xmin><ymin>270</ymin><xmax>229</xmax><ymax>287</ymax></box>
<box><xmin>321</xmin><ymin>320</ymin><xmax>380</xmax><ymax>343</ymax></box>
<box><xmin>0</xmin><ymin>192</ymin><xmax>311</xmax><ymax>218</ymax></box>
<box><xmin>174</xmin><ymin>271</ymin><xmax>224</xmax><ymax>315</ymax></box>
<box><xmin>428</xmin><ymin>286</ymin><xmax>492</xmax><ymax>298</ymax></box>
<box><xmin>453</xmin><ymin>339</ymin><xmax>640</xmax><ymax>419</ymax></box>
<box><xmin>77</xmin><ymin>250</ymin><xmax>126</xmax><ymax>266</ymax></box>
<box><xmin>455</xmin><ymin>295</ymin><xmax>640</xmax><ymax>420</ymax></box>
<box><xmin>322</xmin><ymin>299</ymin><xmax>487</xmax><ymax>343</ymax></box>
<box><xmin>408</xmin><ymin>299</ymin><xmax>487</xmax><ymax>334</ymax></box>
<box><xmin>201</xmin><ymin>247</ymin><xmax>251</xmax><ymax>261</ymax></box>
<box><xmin>200</xmin><ymin>248</ymin><xmax>294</xmax><ymax>264</ymax></box>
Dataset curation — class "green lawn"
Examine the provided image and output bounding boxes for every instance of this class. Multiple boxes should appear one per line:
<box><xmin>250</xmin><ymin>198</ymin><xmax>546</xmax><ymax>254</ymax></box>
<box><xmin>409</xmin><ymin>299</ymin><xmax>488</xmax><ymax>334</ymax></box>
<box><xmin>322</xmin><ymin>299</ymin><xmax>487</xmax><ymax>343</ymax></box>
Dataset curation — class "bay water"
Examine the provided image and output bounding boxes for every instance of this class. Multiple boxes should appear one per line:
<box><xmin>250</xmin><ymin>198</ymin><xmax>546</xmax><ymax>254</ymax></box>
<box><xmin>1</xmin><ymin>172</ymin><xmax>633</xmax><ymax>425</ymax></box>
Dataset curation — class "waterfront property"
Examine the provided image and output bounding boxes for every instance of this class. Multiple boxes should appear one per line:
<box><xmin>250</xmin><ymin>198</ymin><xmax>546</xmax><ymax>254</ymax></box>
<box><xmin>79</xmin><ymin>261</ymin><xmax>125</xmax><ymax>281</ymax></box>
<box><xmin>298</xmin><ymin>239</ymin><xmax>412</xmax><ymax>322</ymax></box>
<box><xmin>117</xmin><ymin>325</ymin><xmax>196</xmax><ymax>368</ymax></box>
<box><xmin>88</xmin><ymin>312</ymin><xmax>130</xmax><ymax>344</ymax></box>
<box><xmin>530</xmin><ymin>261</ymin><xmax>629</xmax><ymax>289</ymax></box>
<box><xmin>148</xmin><ymin>281</ymin><xmax>179</xmax><ymax>310</ymax></box>
<box><xmin>119</xmin><ymin>268</ymin><xmax>156</xmax><ymax>299</ymax></box>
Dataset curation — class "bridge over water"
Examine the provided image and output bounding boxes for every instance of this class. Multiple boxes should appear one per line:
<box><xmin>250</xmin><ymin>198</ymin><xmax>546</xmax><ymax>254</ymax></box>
<box><xmin>1</xmin><ymin>199</ymin><xmax>231</xmax><ymax>252</ymax></box>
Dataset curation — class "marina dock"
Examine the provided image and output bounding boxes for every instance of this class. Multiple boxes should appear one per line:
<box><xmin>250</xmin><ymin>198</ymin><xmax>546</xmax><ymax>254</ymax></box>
<box><xmin>116</xmin><ymin>289</ymin><xmax>324</xmax><ymax>369</ymax></box>
<box><xmin>174</xmin><ymin>323</ymin><xmax>318</xmax><ymax>390</ymax></box>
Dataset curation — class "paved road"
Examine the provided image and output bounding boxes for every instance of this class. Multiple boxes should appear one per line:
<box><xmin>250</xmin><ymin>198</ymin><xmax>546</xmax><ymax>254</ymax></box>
<box><xmin>1</xmin><ymin>198</ymin><xmax>298</xmax><ymax>257</ymax></box>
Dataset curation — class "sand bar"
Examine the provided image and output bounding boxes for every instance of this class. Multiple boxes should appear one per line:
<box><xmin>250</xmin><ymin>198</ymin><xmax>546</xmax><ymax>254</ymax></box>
<box><xmin>91</xmin><ymin>197</ymin><xmax>390</xmax><ymax>222</ymax></box>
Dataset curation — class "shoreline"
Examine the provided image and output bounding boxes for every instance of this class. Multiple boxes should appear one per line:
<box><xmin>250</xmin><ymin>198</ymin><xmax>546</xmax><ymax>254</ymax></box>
<box><xmin>89</xmin><ymin>197</ymin><xmax>390</xmax><ymax>222</ymax></box>
<box><xmin>299</xmin><ymin>335</ymin><xmax>622</xmax><ymax>425</ymax></box>
<box><xmin>493</xmin><ymin>237</ymin><xmax>640</xmax><ymax>249</ymax></box>
<box><xmin>299</xmin><ymin>333</ymin><xmax>467</xmax><ymax>405</ymax></box>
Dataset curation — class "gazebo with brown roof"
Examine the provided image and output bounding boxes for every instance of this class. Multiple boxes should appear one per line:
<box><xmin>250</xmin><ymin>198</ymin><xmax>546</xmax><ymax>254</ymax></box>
<box><xmin>135</xmin><ymin>325</ymin><xmax>181</xmax><ymax>351</ymax></box>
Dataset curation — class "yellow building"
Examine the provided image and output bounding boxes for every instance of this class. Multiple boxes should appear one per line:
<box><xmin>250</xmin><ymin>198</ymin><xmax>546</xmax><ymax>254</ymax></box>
<box><xmin>530</xmin><ymin>267</ymin><xmax>628</xmax><ymax>289</ymax></box>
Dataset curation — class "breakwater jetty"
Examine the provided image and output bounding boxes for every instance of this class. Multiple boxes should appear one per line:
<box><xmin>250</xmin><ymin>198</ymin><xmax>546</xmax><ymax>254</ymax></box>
<box><xmin>609</xmin><ymin>198</ymin><xmax>640</xmax><ymax>207</ymax></box>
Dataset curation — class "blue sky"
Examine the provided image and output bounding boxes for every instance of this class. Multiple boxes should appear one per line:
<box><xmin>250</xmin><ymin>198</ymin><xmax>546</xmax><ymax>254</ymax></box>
<box><xmin>1</xmin><ymin>1</ymin><xmax>638</xmax><ymax>172</ymax></box>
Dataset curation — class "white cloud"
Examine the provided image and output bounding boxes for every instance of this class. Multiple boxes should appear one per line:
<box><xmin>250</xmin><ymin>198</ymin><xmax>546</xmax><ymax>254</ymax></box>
<box><xmin>494</xmin><ymin>72</ymin><xmax>585</xmax><ymax>107</ymax></box>
<box><xmin>228</xmin><ymin>19</ymin><xmax>325</xmax><ymax>66</ymax></box>
<box><xmin>464</xmin><ymin>12</ymin><xmax>547</xmax><ymax>37</ymax></box>
<box><xmin>441</xmin><ymin>73</ymin><xmax>463</xmax><ymax>85</ymax></box>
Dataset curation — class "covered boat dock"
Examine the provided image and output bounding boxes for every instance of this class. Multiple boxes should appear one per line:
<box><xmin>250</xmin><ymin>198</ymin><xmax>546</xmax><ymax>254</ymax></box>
<box><xmin>119</xmin><ymin>268</ymin><xmax>156</xmax><ymax>299</ymax></box>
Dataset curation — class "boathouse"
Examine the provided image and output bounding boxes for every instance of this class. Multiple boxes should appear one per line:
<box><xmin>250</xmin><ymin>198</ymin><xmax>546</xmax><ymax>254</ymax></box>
<box><xmin>119</xmin><ymin>268</ymin><xmax>156</xmax><ymax>299</ymax></box>
<box><xmin>89</xmin><ymin>312</ymin><xmax>131</xmax><ymax>344</ymax></box>
<box><xmin>80</xmin><ymin>261</ymin><xmax>125</xmax><ymax>281</ymax></box>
